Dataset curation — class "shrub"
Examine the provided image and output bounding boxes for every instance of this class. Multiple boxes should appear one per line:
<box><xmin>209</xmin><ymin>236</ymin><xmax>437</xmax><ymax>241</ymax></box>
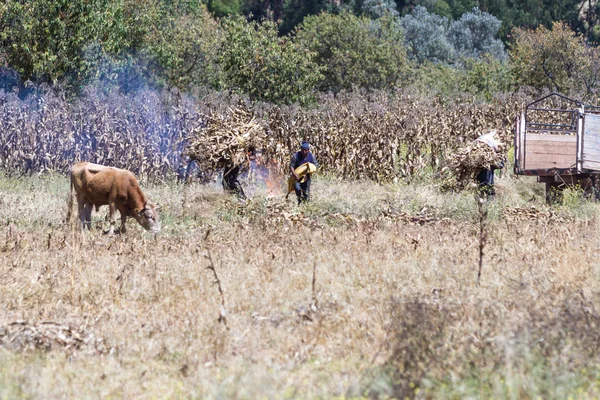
<box><xmin>216</xmin><ymin>16</ymin><xmax>323</xmax><ymax>104</ymax></box>
<box><xmin>143</xmin><ymin>4</ymin><xmax>221</xmax><ymax>91</ymax></box>
<box><xmin>359</xmin><ymin>0</ymin><xmax>399</xmax><ymax>19</ymax></box>
<box><xmin>279</xmin><ymin>0</ymin><xmax>348</xmax><ymax>35</ymax></box>
<box><xmin>447</xmin><ymin>7</ymin><xmax>506</xmax><ymax>61</ymax></box>
<box><xmin>0</xmin><ymin>0</ymin><xmax>221</xmax><ymax>93</ymax></box>
<box><xmin>509</xmin><ymin>21</ymin><xmax>600</xmax><ymax>95</ymax></box>
<box><xmin>398</xmin><ymin>6</ymin><xmax>454</xmax><ymax>63</ymax></box>
<box><xmin>295</xmin><ymin>12</ymin><xmax>409</xmax><ymax>92</ymax></box>
<box><xmin>398</xmin><ymin>6</ymin><xmax>505</xmax><ymax>64</ymax></box>
<box><xmin>0</xmin><ymin>0</ymin><xmax>97</xmax><ymax>87</ymax></box>
<box><xmin>460</xmin><ymin>55</ymin><xmax>513</xmax><ymax>99</ymax></box>
<box><xmin>206</xmin><ymin>0</ymin><xmax>242</xmax><ymax>17</ymax></box>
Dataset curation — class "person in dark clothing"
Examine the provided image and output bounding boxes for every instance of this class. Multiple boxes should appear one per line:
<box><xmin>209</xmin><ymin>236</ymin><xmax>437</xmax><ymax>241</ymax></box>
<box><xmin>222</xmin><ymin>163</ymin><xmax>246</xmax><ymax>200</ymax></box>
<box><xmin>290</xmin><ymin>141</ymin><xmax>318</xmax><ymax>205</ymax></box>
<box><xmin>476</xmin><ymin>161</ymin><xmax>504</xmax><ymax>197</ymax></box>
<box><xmin>475</xmin><ymin>131</ymin><xmax>504</xmax><ymax>197</ymax></box>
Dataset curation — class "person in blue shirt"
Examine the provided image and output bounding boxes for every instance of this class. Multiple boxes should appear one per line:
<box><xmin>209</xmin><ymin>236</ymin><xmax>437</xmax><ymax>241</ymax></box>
<box><xmin>290</xmin><ymin>141</ymin><xmax>318</xmax><ymax>205</ymax></box>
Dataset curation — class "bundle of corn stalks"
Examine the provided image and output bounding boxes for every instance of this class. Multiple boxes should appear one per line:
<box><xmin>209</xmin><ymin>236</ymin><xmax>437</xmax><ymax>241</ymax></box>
<box><xmin>0</xmin><ymin>320</ymin><xmax>107</xmax><ymax>354</ymax></box>
<box><xmin>442</xmin><ymin>139</ymin><xmax>504</xmax><ymax>189</ymax></box>
<box><xmin>185</xmin><ymin>108</ymin><xmax>272</xmax><ymax>172</ymax></box>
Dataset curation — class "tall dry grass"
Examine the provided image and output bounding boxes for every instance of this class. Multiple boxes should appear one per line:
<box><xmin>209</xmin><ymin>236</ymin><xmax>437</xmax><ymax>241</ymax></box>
<box><xmin>2</xmin><ymin>172</ymin><xmax>600</xmax><ymax>398</ymax></box>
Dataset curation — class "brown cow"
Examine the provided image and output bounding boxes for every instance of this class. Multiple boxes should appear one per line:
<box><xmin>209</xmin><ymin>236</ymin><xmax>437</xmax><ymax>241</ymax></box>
<box><xmin>67</xmin><ymin>162</ymin><xmax>160</xmax><ymax>234</ymax></box>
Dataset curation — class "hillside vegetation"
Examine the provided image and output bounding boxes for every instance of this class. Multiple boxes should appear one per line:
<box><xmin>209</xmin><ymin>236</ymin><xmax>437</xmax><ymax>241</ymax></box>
<box><xmin>2</xmin><ymin>0</ymin><xmax>600</xmax><ymax>103</ymax></box>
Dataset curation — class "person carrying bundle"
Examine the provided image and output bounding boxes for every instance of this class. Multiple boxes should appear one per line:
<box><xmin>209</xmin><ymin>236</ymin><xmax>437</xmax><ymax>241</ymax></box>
<box><xmin>222</xmin><ymin>162</ymin><xmax>246</xmax><ymax>200</ymax></box>
<box><xmin>288</xmin><ymin>141</ymin><xmax>318</xmax><ymax>205</ymax></box>
<box><xmin>474</xmin><ymin>131</ymin><xmax>504</xmax><ymax>197</ymax></box>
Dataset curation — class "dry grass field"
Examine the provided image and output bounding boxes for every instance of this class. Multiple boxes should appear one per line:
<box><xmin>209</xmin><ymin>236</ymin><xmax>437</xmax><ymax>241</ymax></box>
<box><xmin>2</xmin><ymin>171</ymin><xmax>600</xmax><ymax>399</ymax></box>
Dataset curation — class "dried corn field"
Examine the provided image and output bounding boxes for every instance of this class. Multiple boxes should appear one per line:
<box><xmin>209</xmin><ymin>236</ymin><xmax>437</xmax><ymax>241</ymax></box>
<box><xmin>2</xmin><ymin>173</ymin><xmax>600</xmax><ymax>398</ymax></box>
<box><xmin>0</xmin><ymin>90</ymin><xmax>201</xmax><ymax>181</ymax></box>
<box><xmin>0</xmin><ymin>89</ymin><xmax>527</xmax><ymax>183</ymax></box>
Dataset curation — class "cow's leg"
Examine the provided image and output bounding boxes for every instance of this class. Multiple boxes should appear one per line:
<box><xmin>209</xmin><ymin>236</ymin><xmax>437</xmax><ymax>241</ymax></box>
<box><xmin>119</xmin><ymin>211</ymin><xmax>127</xmax><ymax>233</ymax></box>
<box><xmin>107</xmin><ymin>202</ymin><xmax>116</xmax><ymax>235</ymax></box>
<box><xmin>76</xmin><ymin>196</ymin><xmax>87</xmax><ymax>230</ymax></box>
<box><xmin>84</xmin><ymin>203</ymin><xmax>93</xmax><ymax>230</ymax></box>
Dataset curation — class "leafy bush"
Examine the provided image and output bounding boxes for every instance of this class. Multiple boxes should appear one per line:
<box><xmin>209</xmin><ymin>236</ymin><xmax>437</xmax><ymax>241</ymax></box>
<box><xmin>87</xmin><ymin>0</ymin><xmax>161</xmax><ymax>56</ymax></box>
<box><xmin>216</xmin><ymin>16</ymin><xmax>323</xmax><ymax>104</ymax></box>
<box><xmin>509</xmin><ymin>21</ymin><xmax>600</xmax><ymax>95</ymax></box>
<box><xmin>398</xmin><ymin>6</ymin><xmax>454</xmax><ymax>63</ymax></box>
<box><xmin>411</xmin><ymin>62</ymin><xmax>465</xmax><ymax>95</ymax></box>
<box><xmin>359</xmin><ymin>0</ymin><xmax>399</xmax><ymax>19</ymax></box>
<box><xmin>398</xmin><ymin>6</ymin><xmax>505</xmax><ymax>64</ymax></box>
<box><xmin>411</xmin><ymin>56</ymin><xmax>511</xmax><ymax>99</ymax></box>
<box><xmin>295</xmin><ymin>12</ymin><xmax>409</xmax><ymax>92</ymax></box>
<box><xmin>143</xmin><ymin>4</ymin><xmax>221</xmax><ymax>91</ymax></box>
<box><xmin>0</xmin><ymin>0</ymin><xmax>221</xmax><ymax>93</ymax></box>
<box><xmin>0</xmin><ymin>0</ymin><xmax>96</xmax><ymax>87</ymax></box>
<box><xmin>206</xmin><ymin>0</ymin><xmax>242</xmax><ymax>17</ymax></box>
<box><xmin>447</xmin><ymin>7</ymin><xmax>506</xmax><ymax>61</ymax></box>
<box><xmin>460</xmin><ymin>55</ymin><xmax>513</xmax><ymax>98</ymax></box>
<box><xmin>279</xmin><ymin>0</ymin><xmax>349</xmax><ymax>35</ymax></box>
<box><xmin>82</xmin><ymin>1</ymin><xmax>221</xmax><ymax>93</ymax></box>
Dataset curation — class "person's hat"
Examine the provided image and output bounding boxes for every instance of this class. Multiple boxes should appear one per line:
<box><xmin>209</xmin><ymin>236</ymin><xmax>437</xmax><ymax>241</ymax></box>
<box><xmin>301</xmin><ymin>141</ymin><xmax>310</xmax><ymax>150</ymax></box>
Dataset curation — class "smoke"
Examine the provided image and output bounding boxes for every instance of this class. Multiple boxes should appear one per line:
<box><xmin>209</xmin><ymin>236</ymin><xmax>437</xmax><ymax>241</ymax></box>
<box><xmin>0</xmin><ymin>78</ymin><xmax>207</xmax><ymax>181</ymax></box>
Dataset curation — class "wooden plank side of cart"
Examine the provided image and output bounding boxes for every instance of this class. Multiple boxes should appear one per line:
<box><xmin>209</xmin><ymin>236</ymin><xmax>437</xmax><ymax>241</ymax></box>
<box><xmin>524</xmin><ymin>134</ymin><xmax>577</xmax><ymax>171</ymax></box>
<box><xmin>582</xmin><ymin>113</ymin><xmax>600</xmax><ymax>171</ymax></box>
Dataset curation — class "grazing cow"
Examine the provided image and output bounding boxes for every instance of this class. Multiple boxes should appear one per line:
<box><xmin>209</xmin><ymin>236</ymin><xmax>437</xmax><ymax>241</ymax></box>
<box><xmin>67</xmin><ymin>162</ymin><xmax>160</xmax><ymax>234</ymax></box>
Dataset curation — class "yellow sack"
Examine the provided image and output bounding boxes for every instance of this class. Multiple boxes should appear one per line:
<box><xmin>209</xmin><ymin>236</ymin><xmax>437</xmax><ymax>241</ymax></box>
<box><xmin>286</xmin><ymin>162</ymin><xmax>317</xmax><ymax>198</ymax></box>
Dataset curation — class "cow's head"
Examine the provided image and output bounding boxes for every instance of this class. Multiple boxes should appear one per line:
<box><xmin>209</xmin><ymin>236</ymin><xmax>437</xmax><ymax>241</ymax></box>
<box><xmin>135</xmin><ymin>202</ymin><xmax>161</xmax><ymax>233</ymax></box>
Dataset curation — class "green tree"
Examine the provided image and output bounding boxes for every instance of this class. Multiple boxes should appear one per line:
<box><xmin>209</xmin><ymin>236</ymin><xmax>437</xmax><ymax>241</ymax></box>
<box><xmin>395</xmin><ymin>0</ymin><xmax>456</xmax><ymax>18</ymax></box>
<box><xmin>445</xmin><ymin>0</ymin><xmax>475</xmax><ymax>19</ymax></box>
<box><xmin>295</xmin><ymin>12</ymin><xmax>409</xmax><ymax>92</ymax></box>
<box><xmin>0</xmin><ymin>0</ymin><xmax>221</xmax><ymax>92</ymax></box>
<box><xmin>0</xmin><ymin>0</ymin><xmax>96</xmax><ymax>86</ymax></box>
<box><xmin>79</xmin><ymin>0</ymin><xmax>162</xmax><ymax>92</ymax></box>
<box><xmin>217</xmin><ymin>16</ymin><xmax>323</xmax><ymax>104</ymax></box>
<box><xmin>460</xmin><ymin>55</ymin><xmax>512</xmax><ymax>98</ymax></box>
<box><xmin>243</xmin><ymin>0</ymin><xmax>285</xmax><ymax>22</ymax></box>
<box><xmin>279</xmin><ymin>0</ymin><xmax>351</xmax><ymax>35</ymax></box>
<box><xmin>448</xmin><ymin>7</ymin><xmax>506</xmax><ymax>61</ymax></box>
<box><xmin>143</xmin><ymin>3</ymin><xmax>220</xmax><ymax>90</ymax></box>
<box><xmin>359</xmin><ymin>0</ymin><xmax>399</xmax><ymax>19</ymax></box>
<box><xmin>207</xmin><ymin>0</ymin><xmax>242</xmax><ymax>17</ymax></box>
<box><xmin>398</xmin><ymin>6</ymin><xmax>453</xmax><ymax>63</ymax></box>
<box><xmin>413</xmin><ymin>56</ymin><xmax>511</xmax><ymax>99</ymax></box>
<box><xmin>477</xmin><ymin>0</ymin><xmax>582</xmax><ymax>40</ymax></box>
<box><xmin>87</xmin><ymin>0</ymin><xmax>161</xmax><ymax>56</ymax></box>
<box><xmin>509</xmin><ymin>21</ymin><xmax>600</xmax><ymax>94</ymax></box>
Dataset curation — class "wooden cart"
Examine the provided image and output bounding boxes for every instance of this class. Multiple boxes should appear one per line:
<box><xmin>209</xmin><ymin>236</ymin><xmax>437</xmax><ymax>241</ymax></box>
<box><xmin>514</xmin><ymin>93</ymin><xmax>600</xmax><ymax>202</ymax></box>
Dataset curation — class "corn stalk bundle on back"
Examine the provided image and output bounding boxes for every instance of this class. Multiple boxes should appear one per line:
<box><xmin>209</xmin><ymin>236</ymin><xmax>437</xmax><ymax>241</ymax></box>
<box><xmin>443</xmin><ymin>140</ymin><xmax>505</xmax><ymax>188</ymax></box>
<box><xmin>185</xmin><ymin>108</ymin><xmax>271</xmax><ymax>171</ymax></box>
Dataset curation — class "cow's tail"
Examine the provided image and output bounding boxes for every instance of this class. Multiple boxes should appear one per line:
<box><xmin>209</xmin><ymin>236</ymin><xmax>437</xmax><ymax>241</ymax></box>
<box><xmin>66</xmin><ymin>169</ymin><xmax>74</xmax><ymax>224</ymax></box>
